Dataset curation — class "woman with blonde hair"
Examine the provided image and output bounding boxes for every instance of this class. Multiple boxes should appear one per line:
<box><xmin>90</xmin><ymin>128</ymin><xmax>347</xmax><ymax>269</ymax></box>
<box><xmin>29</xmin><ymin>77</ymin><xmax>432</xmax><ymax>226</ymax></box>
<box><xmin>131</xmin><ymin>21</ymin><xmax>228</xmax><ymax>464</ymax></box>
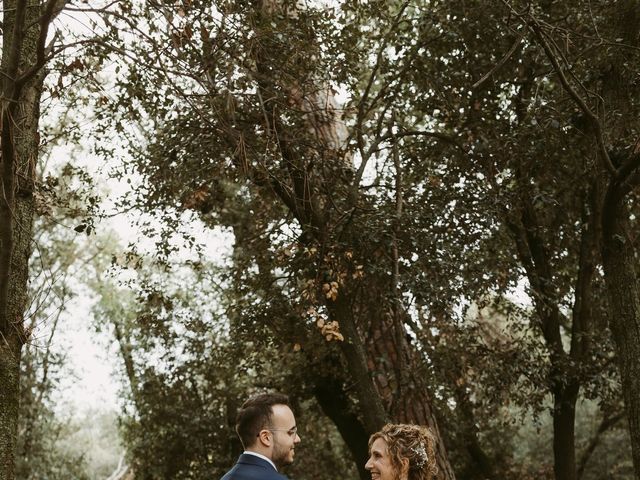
<box><xmin>365</xmin><ymin>424</ymin><xmax>438</xmax><ymax>480</ymax></box>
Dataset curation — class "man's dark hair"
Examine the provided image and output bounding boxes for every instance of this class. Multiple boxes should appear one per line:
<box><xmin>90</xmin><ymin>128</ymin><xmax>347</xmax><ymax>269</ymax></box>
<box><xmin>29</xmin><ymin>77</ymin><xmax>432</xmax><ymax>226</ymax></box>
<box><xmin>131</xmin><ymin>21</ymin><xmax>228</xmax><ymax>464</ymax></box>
<box><xmin>236</xmin><ymin>393</ymin><xmax>291</xmax><ymax>448</ymax></box>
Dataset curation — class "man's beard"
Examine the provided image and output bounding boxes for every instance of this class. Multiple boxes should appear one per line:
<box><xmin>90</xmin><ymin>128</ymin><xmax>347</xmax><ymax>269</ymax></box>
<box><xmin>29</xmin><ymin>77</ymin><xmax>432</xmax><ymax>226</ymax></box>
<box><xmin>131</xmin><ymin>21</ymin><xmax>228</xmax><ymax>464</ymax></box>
<box><xmin>272</xmin><ymin>439</ymin><xmax>293</xmax><ymax>470</ymax></box>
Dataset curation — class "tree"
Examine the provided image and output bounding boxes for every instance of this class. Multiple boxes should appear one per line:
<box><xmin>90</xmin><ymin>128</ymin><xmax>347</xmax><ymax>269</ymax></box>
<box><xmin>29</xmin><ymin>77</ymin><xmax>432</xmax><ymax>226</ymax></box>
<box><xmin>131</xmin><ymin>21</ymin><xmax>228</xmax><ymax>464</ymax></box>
<box><xmin>89</xmin><ymin>0</ymin><xmax>638</xmax><ymax>478</ymax></box>
<box><xmin>98</xmin><ymin>0</ymin><xmax>468</xmax><ymax>476</ymax></box>
<box><xmin>87</xmin><ymin>247</ymin><xmax>360</xmax><ymax>480</ymax></box>
<box><xmin>0</xmin><ymin>1</ymin><xmax>69</xmax><ymax>478</ymax></box>
<box><xmin>15</xmin><ymin>154</ymin><xmax>103</xmax><ymax>480</ymax></box>
<box><xmin>489</xmin><ymin>2</ymin><xmax>640</xmax><ymax>475</ymax></box>
<box><xmin>382</xmin><ymin>1</ymin><xmax>637</xmax><ymax>478</ymax></box>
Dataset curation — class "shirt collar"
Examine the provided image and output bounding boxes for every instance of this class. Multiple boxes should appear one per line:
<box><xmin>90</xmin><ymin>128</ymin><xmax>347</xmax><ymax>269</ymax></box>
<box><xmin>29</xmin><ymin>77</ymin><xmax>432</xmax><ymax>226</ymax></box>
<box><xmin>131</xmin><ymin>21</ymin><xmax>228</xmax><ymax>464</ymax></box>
<box><xmin>243</xmin><ymin>451</ymin><xmax>278</xmax><ymax>471</ymax></box>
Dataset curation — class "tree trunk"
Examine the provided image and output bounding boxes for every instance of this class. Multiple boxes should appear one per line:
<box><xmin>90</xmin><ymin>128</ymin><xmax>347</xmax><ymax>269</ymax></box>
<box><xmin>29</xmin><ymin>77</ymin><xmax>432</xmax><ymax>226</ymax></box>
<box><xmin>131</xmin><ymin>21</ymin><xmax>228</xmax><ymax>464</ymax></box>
<box><xmin>0</xmin><ymin>338</ymin><xmax>22</xmax><ymax>480</ymax></box>
<box><xmin>601</xmin><ymin>201</ymin><xmax>640</xmax><ymax>476</ymax></box>
<box><xmin>331</xmin><ymin>285</ymin><xmax>457</xmax><ymax>480</ymax></box>
<box><xmin>0</xmin><ymin>1</ymin><xmax>49</xmax><ymax>479</ymax></box>
<box><xmin>0</xmin><ymin>165</ymin><xmax>37</xmax><ymax>480</ymax></box>
<box><xmin>366</xmin><ymin>308</ymin><xmax>453</xmax><ymax>475</ymax></box>
<box><xmin>313</xmin><ymin>374</ymin><xmax>370</xmax><ymax>480</ymax></box>
<box><xmin>598</xmin><ymin>3</ymin><xmax>640</xmax><ymax>475</ymax></box>
<box><xmin>552</xmin><ymin>384</ymin><xmax>580</xmax><ymax>480</ymax></box>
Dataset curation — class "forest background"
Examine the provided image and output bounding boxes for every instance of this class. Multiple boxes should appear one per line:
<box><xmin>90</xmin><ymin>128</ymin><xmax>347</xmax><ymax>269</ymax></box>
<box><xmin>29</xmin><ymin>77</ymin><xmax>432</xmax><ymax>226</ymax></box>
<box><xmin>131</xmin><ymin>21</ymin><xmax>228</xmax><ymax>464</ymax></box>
<box><xmin>1</xmin><ymin>1</ymin><xmax>640</xmax><ymax>480</ymax></box>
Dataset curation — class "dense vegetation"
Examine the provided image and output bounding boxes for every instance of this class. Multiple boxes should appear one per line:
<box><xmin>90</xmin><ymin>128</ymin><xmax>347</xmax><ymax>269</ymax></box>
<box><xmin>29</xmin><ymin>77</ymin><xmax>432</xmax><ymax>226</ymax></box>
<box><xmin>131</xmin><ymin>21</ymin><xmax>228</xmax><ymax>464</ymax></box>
<box><xmin>2</xmin><ymin>1</ymin><xmax>640</xmax><ymax>480</ymax></box>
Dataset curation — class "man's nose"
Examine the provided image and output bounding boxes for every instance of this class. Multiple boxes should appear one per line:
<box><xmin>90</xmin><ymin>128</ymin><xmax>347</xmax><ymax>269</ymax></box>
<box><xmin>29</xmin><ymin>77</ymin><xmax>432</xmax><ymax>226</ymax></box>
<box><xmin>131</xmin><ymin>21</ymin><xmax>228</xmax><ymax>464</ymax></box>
<box><xmin>365</xmin><ymin>458</ymin><xmax>373</xmax><ymax>470</ymax></box>
<box><xmin>294</xmin><ymin>433</ymin><xmax>301</xmax><ymax>444</ymax></box>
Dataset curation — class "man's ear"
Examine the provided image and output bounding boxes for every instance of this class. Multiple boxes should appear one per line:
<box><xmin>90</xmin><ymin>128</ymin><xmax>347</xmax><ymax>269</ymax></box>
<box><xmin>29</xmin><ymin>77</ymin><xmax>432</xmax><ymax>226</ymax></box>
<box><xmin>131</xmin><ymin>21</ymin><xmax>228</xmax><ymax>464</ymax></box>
<box><xmin>257</xmin><ymin>429</ymin><xmax>272</xmax><ymax>447</ymax></box>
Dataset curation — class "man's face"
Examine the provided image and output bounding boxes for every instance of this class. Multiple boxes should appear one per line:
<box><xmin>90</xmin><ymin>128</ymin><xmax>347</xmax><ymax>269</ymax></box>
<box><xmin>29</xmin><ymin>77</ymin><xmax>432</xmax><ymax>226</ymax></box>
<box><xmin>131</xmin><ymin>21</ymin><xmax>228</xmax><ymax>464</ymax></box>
<box><xmin>365</xmin><ymin>438</ymin><xmax>395</xmax><ymax>480</ymax></box>
<box><xmin>269</xmin><ymin>404</ymin><xmax>301</xmax><ymax>469</ymax></box>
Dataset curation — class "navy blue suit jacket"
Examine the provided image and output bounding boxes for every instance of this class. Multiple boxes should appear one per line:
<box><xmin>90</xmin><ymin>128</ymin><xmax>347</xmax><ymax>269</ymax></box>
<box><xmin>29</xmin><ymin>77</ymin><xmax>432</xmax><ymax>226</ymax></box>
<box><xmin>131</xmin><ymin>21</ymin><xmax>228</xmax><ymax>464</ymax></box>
<box><xmin>221</xmin><ymin>453</ymin><xmax>288</xmax><ymax>480</ymax></box>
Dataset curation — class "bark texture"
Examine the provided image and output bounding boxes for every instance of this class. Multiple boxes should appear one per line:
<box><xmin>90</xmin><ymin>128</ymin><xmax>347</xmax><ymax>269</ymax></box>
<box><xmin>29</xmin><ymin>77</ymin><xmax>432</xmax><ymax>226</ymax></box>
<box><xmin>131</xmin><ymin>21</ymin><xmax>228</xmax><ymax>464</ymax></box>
<box><xmin>601</xmin><ymin>202</ymin><xmax>640</xmax><ymax>476</ymax></box>
<box><xmin>362</xmin><ymin>302</ymin><xmax>456</xmax><ymax>479</ymax></box>
<box><xmin>598</xmin><ymin>2</ymin><xmax>640</xmax><ymax>474</ymax></box>
<box><xmin>0</xmin><ymin>338</ymin><xmax>22</xmax><ymax>480</ymax></box>
<box><xmin>0</xmin><ymin>1</ymin><xmax>48</xmax><ymax>479</ymax></box>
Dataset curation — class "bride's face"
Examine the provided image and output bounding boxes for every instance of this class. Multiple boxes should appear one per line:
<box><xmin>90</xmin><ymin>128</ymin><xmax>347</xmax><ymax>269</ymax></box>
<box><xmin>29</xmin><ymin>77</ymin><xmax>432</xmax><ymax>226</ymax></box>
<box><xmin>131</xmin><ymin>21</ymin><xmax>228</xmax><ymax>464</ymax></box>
<box><xmin>365</xmin><ymin>438</ymin><xmax>396</xmax><ymax>480</ymax></box>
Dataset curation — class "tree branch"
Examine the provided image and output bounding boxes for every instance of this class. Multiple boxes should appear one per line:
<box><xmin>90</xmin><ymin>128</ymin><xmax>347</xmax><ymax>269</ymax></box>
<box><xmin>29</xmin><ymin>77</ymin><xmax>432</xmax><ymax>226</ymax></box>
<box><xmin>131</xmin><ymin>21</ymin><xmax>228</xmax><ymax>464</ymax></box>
<box><xmin>16</xmin><ymin>0</ymin><xmax>68</xmax><ymax>88</ymax></box>
<box><xmin>378</xmin><ymin>129</ymin><xmax>464</xmax><ymax>151</ymax></box>
<box><xmin>569</xmin><ymin>182</ymin><xmax>597</xmax><ymax>362</ymax></box>
<box><xmin>528</xmin><ymin>22</ymin><xmax>616</xmax><ymax>176</ymax></box>
<box><xmin>389</xmin><ymin>120</ymin><xmax>407</xmax><ymax>410</ymax></box>
<box><xmin>354</xmin><ymin>1</ymin><xmax>412</xmax><ymax>158</ymax></box>
<box><xmin>349</xmin><ymin>1</ymin><xmax>414</xmax><ymax>194</ymax></box>
<box><xmin>615</xmin><ymin>152</ymin><xmax>640</xmax><ymax>186</ymax></box>
<box><xmin>473</xmin><ymin>28</ymin><xmax>526</xmax><ymax>90</ymax></box>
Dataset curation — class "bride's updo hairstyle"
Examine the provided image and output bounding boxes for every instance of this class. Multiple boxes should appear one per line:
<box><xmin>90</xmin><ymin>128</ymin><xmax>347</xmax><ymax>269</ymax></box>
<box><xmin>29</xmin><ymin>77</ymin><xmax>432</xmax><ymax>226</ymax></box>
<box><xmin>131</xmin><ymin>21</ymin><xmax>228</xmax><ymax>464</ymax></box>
<box><xmin>368</xmin><ymin>423</ymin><xmax>438</xmax><ymax>480</ymax></box>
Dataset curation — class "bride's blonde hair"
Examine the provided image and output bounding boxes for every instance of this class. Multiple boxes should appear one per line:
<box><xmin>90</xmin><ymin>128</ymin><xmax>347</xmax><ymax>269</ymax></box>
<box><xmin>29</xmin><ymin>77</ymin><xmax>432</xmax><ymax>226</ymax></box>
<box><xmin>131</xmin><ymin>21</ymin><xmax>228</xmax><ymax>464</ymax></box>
<box><xmin>368</xmin><ymin>424</ymin><xmax>438</xmax><ymax>480</ymax></box>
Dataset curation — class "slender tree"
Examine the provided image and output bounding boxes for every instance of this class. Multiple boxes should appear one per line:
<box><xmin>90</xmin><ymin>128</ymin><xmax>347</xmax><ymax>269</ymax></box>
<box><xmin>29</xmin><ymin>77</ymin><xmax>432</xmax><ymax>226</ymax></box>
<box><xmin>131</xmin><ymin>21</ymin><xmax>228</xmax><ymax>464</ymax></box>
<box><xmin>0</xmin><ymin>1</ymin><xmax>67</xmax><ymax>478</ymax></box>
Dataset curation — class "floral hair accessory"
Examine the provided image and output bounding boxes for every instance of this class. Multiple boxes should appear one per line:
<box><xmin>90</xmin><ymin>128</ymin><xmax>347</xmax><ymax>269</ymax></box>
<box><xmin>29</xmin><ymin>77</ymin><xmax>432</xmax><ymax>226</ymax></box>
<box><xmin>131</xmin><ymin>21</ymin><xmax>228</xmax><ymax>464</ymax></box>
<box><xmin>412</xmin><ymin>443</ymin><xmax>428</xmax><ymax>468</ymax></box>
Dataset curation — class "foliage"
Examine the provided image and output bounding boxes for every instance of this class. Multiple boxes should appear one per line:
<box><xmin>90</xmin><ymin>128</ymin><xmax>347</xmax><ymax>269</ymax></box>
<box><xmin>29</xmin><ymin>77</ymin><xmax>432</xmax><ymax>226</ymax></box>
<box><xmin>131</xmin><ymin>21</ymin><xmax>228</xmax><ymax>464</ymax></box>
<box><xmin>16</xmin><ymin>172</ymin><xmax>99</xmax><ymax>480</ymax></box>
<box><xmin>90</xmin><ymin>250</ymin><xmax>357</xmax><ymax>480</ymax></box>
<box><xmin>16</xmin><ymin>341</ymin><xmax>91</xmax><ymax>480</ymax></box>
<box><xmin>76</xmin><ymin>0</ymin><xmax>640</xmax><ymax>479</ymax></box>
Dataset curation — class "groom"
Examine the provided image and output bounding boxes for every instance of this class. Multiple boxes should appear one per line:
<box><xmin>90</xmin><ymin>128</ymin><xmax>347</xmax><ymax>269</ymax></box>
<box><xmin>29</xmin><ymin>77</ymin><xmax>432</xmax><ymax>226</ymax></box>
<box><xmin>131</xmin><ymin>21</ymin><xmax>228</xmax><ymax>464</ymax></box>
<box><xmin>221</xmin><ymin>393</ymin><xmax>301</xmax><ymax>480</ymax></box>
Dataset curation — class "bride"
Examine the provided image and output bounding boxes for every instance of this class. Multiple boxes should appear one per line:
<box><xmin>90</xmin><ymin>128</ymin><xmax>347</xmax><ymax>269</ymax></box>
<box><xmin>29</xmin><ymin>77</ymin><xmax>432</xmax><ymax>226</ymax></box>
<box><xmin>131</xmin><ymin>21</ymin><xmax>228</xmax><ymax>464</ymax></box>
<box><xmin>365</xmin><ymin>424</ymin><xmax>438</xmax><ymax>480</ymax></box>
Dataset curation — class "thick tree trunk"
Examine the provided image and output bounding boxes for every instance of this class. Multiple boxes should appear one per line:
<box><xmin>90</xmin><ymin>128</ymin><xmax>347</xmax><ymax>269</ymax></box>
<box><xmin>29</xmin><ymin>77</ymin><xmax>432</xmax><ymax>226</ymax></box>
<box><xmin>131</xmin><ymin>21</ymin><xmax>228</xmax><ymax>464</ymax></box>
<box><xmin>0</xmin><ymin>1</ymin><xmax>48</xmax><ymax>479</ymax></box>
<box><xmin>331</xmin><ymin>287</ymin><xmax>456</xmax><ymax>480</ymax></box>
<box><xmin>598</xmin><ymin>3</ymin><xmax>640</xmax><ymax>475</ymax></box>
<box><xmin>0</xmin><ymin>177</ymin><xmax>37</xmax><ymax>480</ymax></box>
<box><xmin>365</xmin><ymin>310</ymin><xmax>456</xmax><ymax>480</ymax></box>
<box><xmin>601</xmin><ymin>203</ymin><xmax>640</xmax><ymax>477</ymax></box>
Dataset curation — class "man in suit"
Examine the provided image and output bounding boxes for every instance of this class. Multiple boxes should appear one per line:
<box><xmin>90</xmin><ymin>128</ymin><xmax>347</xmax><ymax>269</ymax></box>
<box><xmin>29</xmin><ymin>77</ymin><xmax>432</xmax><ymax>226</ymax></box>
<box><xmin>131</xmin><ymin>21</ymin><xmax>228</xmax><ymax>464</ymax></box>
<box><xmin>222</xmin><ymin>393</ymin><xmax>301</xmax><ymax>480</ymax></box>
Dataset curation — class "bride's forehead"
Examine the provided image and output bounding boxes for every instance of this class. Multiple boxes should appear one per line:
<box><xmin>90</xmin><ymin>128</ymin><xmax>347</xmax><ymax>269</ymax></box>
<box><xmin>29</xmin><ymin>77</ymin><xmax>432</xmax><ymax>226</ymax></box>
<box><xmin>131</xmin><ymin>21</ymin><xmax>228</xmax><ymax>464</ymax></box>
<box><xmin>370</xmin><ymin>437</ymin><xmax>389</xmax><ymax>453</ymax></box>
